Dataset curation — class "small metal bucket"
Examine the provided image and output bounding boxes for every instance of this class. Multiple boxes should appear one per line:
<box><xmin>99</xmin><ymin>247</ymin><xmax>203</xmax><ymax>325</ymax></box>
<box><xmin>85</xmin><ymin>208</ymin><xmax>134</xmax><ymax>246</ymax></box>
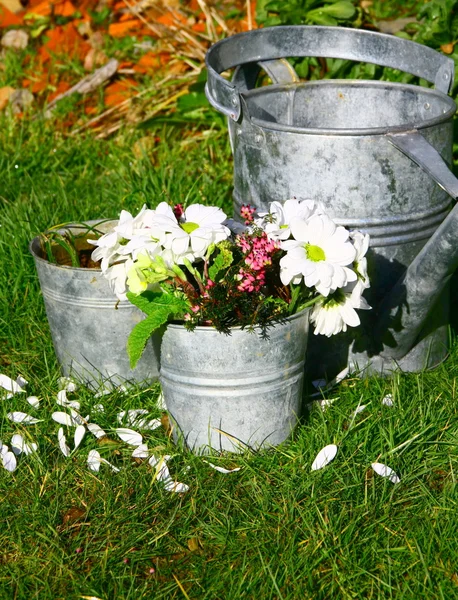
<box><xmin>205</xmin><ymin>26</ymin><xmax>458</xmax><ymax>377</ymax></box>
<box><xmin>160</xmin><ymin>309</ymin><xmax>310</xmax><ymax>454</ymax></box>
<box><xmin>30</xmin><ymin>222</ymin><xmax>161</xmax><ymax>390</ymax></box>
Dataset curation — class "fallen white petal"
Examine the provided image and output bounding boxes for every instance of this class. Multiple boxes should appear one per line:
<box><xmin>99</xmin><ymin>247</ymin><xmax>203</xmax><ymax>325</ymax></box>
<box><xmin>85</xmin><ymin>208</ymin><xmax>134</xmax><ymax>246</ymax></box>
<box><xmin>0</xmin><ymin>440</ymin><xmax>7</xmax><ymax>456</ymax></box>
<box><xmin>2</xmin><ymin>451</ymin><xmax>17</xmax><ymax>472</ymax></box>
<box><xmin>136</xmin><ymin>418</ymin><xmax>162</xmax><ymax>430</ymax></box>
<box><xmin>52</xmin><ymin>411</ymin><xmax>77</xmax><ymax>427</ymax></box>
<box><xmin>94</xmin><ymin>388</ymin><xmax>111</xmax><ymax>398</ymax></box>
<box><xmin>115</xmin><ymin>428</ymin><xmax>143</xmax><ymax>446</ymax></box>
<box><xmin>58</xmin><ymin>377</ymin><xmax>78</xmax><ymax>393</ymax></box>
<box><xmin>87</xmin><ymin>423</ymin><xmax>106</xmax><ymax>439</ymax></box>
<box><xmin>351</xmin><ymin>404</ymin><xmax>367</xmax><ymax>418</ymax></box>
<box><xmin>132</xmin><ymin>443</ymin><xmax>149</xmax><ymax>459</ymax></box>
<box><xmin>149</xmin><ymin>455</ymin><xmax>171</xmax><ymax>481</ymax></box>
<box><xmin>7</xmin><ymin>412</ymin><xmax>41</xmax><ymax>424</ymax></box>
<box><xmin>163</xmin><ymin>480</ymin><xmax>189</xmax><ymax>493</ymax></box>
<box><xmin>74</xmin><ymin>425</ymin><xmax>86</xmax><ymax>450</ymax></box>
<box><xmin>371</xmin><ymin>462</ymin><xmax>400</xmax><ymax>484</ymax></box>
<box><xmin>205</xmin><ymin>461</ymin><xmax>241</xmax><ymax>474</ymax></box>
<box><xmin>92</xmin><ymin>404</ymin><xmax>105</xmax><ymax>414</ymax></box>
<box><xmin>117</xmin><ymin>409</ymin><xmax>148</xmax><ymax>424</ymax></box>
<box><xmin>57</xmin><ymin>389</ymin><xmax>68</xmax><ymax>404</ymax></box>
<box><xmin>11</xmin><ymin>434</ymin><xmax>37</xmax><ymax>456</ymax></box>
<box><xmin>311</xmin><ymin>444</ymin><xmax>338</xmax><ymax>471</ymax></box>
<box><xmin>0</xmin><ymin>374</ymin><xmax>25</xmax><ymax>394</ymax></box>
<box><xmin>26</xmin><ymin>396</ymin><xmax>40</xmax><ymax>409</ymax></box>
<box><xmin>69</xmin><ymin>409</ymin><xmax>86</xmax><ymax>425</ymax></box>
<box><xmin>382</xmin><ymin>394</ymin><xmax>394</xmax><ymax>407</ymax></box>
<box><xmin>156</xmin><ymin>391</ymin><xmax>166</xmax><ymax>410</ymax></box>
<box><xmin>16</xmin><ymin>375</ymin><xmax>28</xmax><ymax>388</ymax></box>
<box><xmin>87</xmin><ymin>449</ymin><xmax>101</xmax><ymax>472</ymax></box>
<box><xmin>320</xmin><ymin>397</ymin><xmax>338</xmax><ymax>412</ymax></box>
<box><xmin>58</xmin><ymin>428</ymin><xmax>71</xmax><ymax>457</ymax></box>
<box><xmin>117</xmin><ymin>384</ymin><xmax>128</xmax><ymax>394</ymax></box>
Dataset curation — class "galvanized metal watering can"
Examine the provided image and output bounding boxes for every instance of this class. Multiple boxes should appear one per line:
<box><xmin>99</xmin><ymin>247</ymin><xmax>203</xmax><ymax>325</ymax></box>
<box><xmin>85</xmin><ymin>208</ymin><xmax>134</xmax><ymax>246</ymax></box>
<box><xmin>205</xmin><ymin>26</ymin><xmax>458</xmax><ymax>378</ymax></box>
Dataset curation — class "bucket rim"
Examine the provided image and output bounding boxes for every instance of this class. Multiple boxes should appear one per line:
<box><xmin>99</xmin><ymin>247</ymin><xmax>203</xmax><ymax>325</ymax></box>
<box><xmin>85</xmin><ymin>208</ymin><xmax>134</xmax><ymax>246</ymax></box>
<box><xmin>243</xmin><ymin>79</ymin><xmax>456</xmax><ymax>137</ymax></box>
<box><xmin>165</xmin><ymin>306</ymin><xmax>311</xmax><ymax>333</ymax></box>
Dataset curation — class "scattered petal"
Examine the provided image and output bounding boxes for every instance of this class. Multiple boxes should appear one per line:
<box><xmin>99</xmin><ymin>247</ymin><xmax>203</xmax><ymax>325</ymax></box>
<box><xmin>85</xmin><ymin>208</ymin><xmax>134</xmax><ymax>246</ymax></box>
<box><xmin>26</xmin><ymin>396</ymin><xmax>40</xmax><ymax>409</ymax></box>
<box><xmin>132</xmin><ymin>443</ymin><xmax>149</xmax><ymax>458</ymax></box>
<box><xmin>320</xmin><ymin>397</ymin><xmax>338</xmax><ymax>411</ymax></box>
<box><xmin>11</xmin><ymin>434</ymin><xmax>37</xmax><ymax>456</ymax></box>
<box><xmin>117</xmin><ymin>408</ymin><xmax>148</xmax><ymax>424</ymax></box>
<box><xmin>74</xmin><ymin>425</ymin><xmax>86</xmax><ymax>450</ymax></box>
<box><xmin>94</xmin><ymin>388</ymin><xmax>111</xmax><ymax>398</ymax></box>
<box><xmin>371</xmin><ymin>462</ymin><xmax>400</xmax><ymax>484</ymax></box>
<box><xmin>92</xmin><ymin>404</ymin><xmax>105</xmax><ymax>414</ymax></box>
<box><xmin>69</xmin><ymin>409</ymin><xmax>86</xmax><ymax>425</ymax></box>
<box><xmin>115</xmin><ymin>428</ymin><xmax>143</xmax><ymax>446</ymax></box>
<box><xmin>87</xmin><ymin>449</ymin><xmax>101</xmax><ymax>472</ymax></box>
<box><xmin>7</xmin><ymin>412</ymin><xmax>41</xmax><ymax>424</ymax></box>
<box><xmin>382</xmin><ymin>394</ymin><xmax>394</xmax><ymax>407</ymax></box>
<box><xmin>0</xmin><ymin>374</ymin><xmax>25</xmax><ymax>394</ymax></box>
<box><xmin>156</xmin><ymin>391</ymin><xmax>166</xmax><ymax>410</ymax></box>
<box><xmin>87</xmin><ymin>423</ymin><xmax>106</xmax><ymax>439</ymax></box>
<box><xmin>163</xmin><ymin>480</ymin><xmax>189</xmax><ymax>493</ymax></box>
<box><xmin>57</xmin><ymin>389</ymin><xmax>68</xmax><ymax>404</ymax></box>
<box><xmin>205</xmin><ymin>461</ymin><xmax>241</xmax><ymax>473</ymax></box>
<box><xmin>135</xmin><ymin>418</ymin><xmax>162</xmax><ymax>430</ymax></box>
<box><xmin>58</xmin><ymin>377</ymin><xmax>78</xmax><ymax>392</ymax></box>
<box><xmin>311</xmin><ymin>444</ymin><xmax>338</xmax><ymax>471</ymax></box>
<box><xmin>2</xmin><ymin>451</ymin><xmax>17</xmax><ymax>472</ymax></box>
<box><xmin>16</xmin><ymin>375</ymin><xmax>28</xmax><ymax>388</ymax></box>
<box><xmin>350</xmin><ymin>404</ymin><xmax>367</xmax><ymax>417</ymax></box>
<box><xmin>58</xmin><ymin>428</ymin><xmax>71</xmax><ymax>457</ymax></box>
<box><xmin>0</xmin><ymin>441</ymin><xmax>7</xmax><ymax>456</ymax></box>
<box><xmin>52</xmin><ymin>411</ymin><xmax>78</xmax><ymax>427</ymax></box>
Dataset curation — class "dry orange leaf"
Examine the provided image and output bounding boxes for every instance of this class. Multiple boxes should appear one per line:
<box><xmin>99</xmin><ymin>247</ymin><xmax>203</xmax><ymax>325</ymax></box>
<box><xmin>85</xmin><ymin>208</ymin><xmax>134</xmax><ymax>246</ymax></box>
<box><xmin>104</xmin><ymin>78</ymin><xmax>138</xmax><ymax>106</ymax></box>
<box><xmin>108</xmin><ymin>19</ymin><xmax>142</xmax><ymax>38</ymax></box>
<box><xmin>26</xmin><ymin>0</ymin><xmax>77</xmax><ymax>17</ymax></box>
<box><xmin>39</xmin><ymin>22</ymin><xmax>91</xmax><ymax>63</ymax></box>
<box><xmin>0</xmin><ymin>86</ymin><xmax>15</xmax><ymax>110</ymax></box>
<box><xmin>156</xmin><ymin>9</ymin><xmax>187</xmax><ymax>27</ymax></box>
<box><xmin>0</xmin><ymin>4</ymin><xmax>23</xmax><ymax>26</ymax></box>
<box><xmin>441</xmin><ymin>43</ymin><xmax>454</xmax><ymax>55</ymax></box>
<box><xmin>47</xmin><ymin>80</ymin><xmax>71</xmax><ymax>103</ymax></box>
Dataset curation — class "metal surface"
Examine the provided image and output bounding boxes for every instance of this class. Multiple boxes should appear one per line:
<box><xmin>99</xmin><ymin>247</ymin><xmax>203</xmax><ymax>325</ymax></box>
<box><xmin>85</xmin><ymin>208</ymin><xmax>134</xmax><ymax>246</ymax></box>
<box><xmin>205</xmin><ymin>25</ymin><xmax>458</xmax><ymax>377</ymax></box>
<box><xmin>160</xmin><ymin>309</ymin><xmax>310</xmax><ymax>454</ymax></box>
<box><xmin>205</xmin><ymin>26</ymin><xmax>455</xmax><ymax>119</ymax></box>
<box><xmin>30</xmin><ymin>224</ymin><xmax>161</xmax><ymax>390</ymax></box>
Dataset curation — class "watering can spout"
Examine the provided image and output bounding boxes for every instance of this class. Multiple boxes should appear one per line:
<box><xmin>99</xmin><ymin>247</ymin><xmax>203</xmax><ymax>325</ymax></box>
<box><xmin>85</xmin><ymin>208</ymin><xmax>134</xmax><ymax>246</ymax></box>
<box><xmin>376</xmin><ymin>132</ymin><xmax>458</xmax><ymax>360</ymax></box>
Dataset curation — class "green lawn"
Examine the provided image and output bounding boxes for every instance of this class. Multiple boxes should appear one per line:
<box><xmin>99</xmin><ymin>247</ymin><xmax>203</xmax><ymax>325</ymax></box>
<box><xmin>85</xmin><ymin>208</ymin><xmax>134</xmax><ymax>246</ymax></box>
<box><xmin>1</xmin><ymin>112</ymin><xmax>458</xmax><ymax>598</ymax></box>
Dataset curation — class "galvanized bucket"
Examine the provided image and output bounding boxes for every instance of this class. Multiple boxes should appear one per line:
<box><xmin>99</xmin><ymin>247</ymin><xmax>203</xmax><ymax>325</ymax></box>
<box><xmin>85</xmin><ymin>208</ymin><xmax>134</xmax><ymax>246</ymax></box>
<box><xmin>160</xmin><ymin>309</ymin><xmax>310</xmax><ymax>454</ymax></box>
<box><xmin>205</xmin><ymin>26</ymin><xmax>458</xmax><ymax>378</ymax></box>
<box><xmin>30</xmin><ymin>222</ymin><xmax>161</xmax><ymax>390</ymax></box>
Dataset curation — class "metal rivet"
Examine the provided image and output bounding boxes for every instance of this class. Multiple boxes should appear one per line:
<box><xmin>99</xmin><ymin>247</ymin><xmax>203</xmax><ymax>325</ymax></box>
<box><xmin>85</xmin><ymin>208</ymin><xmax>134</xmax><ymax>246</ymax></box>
<box><xmin>255</xmin><ymin>134</ymin><xmax>262</xmax><ymax>144</ymax></box>
<box><xmin>424</xmin><ymin>102</ymin><xmax>430</xmax><ymax>110</ymax></box>
<box><xmin>231</xmin><ymin>96</ymin><xmax>238</xmax><ymax>106</ymax></box>
<box><xmin>236</xmin><ymin>128</ymin><xmax>242</xmax><ymax>136</ymax></box>
<box><xmin>443</xmin><ymin>73</ymin><xmax>449</xmax><ymax>80</ymax></box>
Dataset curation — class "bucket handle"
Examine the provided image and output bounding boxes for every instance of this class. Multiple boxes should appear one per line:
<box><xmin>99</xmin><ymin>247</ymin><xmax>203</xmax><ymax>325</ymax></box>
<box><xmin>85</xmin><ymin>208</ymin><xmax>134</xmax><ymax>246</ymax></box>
<box><xmin>205</xmin><ymin>26</ymin><xmax>455</xmax><ymax>121</ymax></box>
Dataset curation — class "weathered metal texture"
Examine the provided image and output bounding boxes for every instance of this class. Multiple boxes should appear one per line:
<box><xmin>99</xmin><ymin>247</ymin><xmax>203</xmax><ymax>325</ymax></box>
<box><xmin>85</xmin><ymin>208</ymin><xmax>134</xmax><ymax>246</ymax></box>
<box><xmin>205</xmin><ymin>26</ymin><xmax>458</xmax><ymax>378</ymax></box>
<box><xmin>29</xmin><ymin>227</ymin><xmax>160</xmax><ymax>390</ymax></box>
<box><xmin>160</xmin><ymin>309</ymin><xmax>310</xmax><ymax>454</ymax></box>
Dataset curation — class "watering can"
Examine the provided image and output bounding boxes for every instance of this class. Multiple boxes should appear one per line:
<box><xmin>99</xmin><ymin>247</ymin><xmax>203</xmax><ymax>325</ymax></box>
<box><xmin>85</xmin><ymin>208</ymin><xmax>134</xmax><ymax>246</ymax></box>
<box><xmin>205</xmin><ymin>26</ymin><xmax>458</xmax><ymax>378</ymax></box>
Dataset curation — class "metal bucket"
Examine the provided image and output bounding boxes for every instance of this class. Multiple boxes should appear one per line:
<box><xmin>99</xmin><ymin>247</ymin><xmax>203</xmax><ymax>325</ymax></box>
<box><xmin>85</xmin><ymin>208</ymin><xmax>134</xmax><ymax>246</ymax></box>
<box><xmin>30</xmin><ymin>223</ymin><xmax>161</xmax><ymax>390</ymax></box>
<box><xmin>160</xmin><ymin>309</ymin><xmax>310</xmax><ymax>454</ymax></box>
<box><xmin>205</xmin><ymin>26</ymin><xmax>458</xmax><ymax>378</ymax></box>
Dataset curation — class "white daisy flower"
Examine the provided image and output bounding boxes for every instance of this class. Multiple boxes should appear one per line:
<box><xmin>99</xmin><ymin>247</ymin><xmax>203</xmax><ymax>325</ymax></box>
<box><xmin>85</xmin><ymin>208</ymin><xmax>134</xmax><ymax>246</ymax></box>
<box><xmin>256</xmin><ymin>198</ymin><xmax>323</xmax><ymax>241</ymax></box>
<box><xmin>310</xmin><ymin>284</ymin><xmax>371</xmax><ymax>337</ymax></box>
<box><xmin>150</xmin><ymin>202</ymin><xmax>230</xmax><ymax>261</ymax></box>
<box><xmin>279</xmin><ymin>214</ymin><xmax>357</xmax><ymax>296</ymax></box>
<box><xmin>350</xmin><ymin>230</ymin><xmax>370</xmax><ymax>289</ymax></box>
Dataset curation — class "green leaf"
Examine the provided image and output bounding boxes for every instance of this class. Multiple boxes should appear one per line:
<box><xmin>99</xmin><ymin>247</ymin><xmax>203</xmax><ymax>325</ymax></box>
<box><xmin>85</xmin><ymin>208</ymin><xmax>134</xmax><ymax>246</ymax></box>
<box><xmin>127</xmin><ymin>310</ymin><xmax>170</xmax><ymax>369</ymax></box>
<box><xmin>312</xmin><ymin>1</ymin><xmax>355</xmax><ymax>19</ymax></box>
<box><xmin>208</xmin><ymin>247</ymin><xmax>234</xmax><ymax>281</ymax></box>
<box><xmin>126</xmin><ymin>291</ymin><xmax>187</xmax><ymax>317</ymax></box>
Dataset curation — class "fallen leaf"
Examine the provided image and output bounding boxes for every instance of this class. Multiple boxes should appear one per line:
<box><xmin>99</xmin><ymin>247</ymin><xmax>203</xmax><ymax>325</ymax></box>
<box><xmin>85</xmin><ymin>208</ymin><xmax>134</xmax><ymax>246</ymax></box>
<box><xmin>0</xmin><ymin>4</ymin><xmax>23</xmax><ymax>27</ymax></box>
<box><xmin>0</xmin><ymin>86</ymin><xmax>15</xmax><ymax>111</ymax></box>
<box><xmin>371</xmin><ymin>462</ymin><xmax>400</xmax><ymax>484</ymax></box>
<box><xmin>62</xmin><ymin>506</ymin><xmax>86</xmax><ymax>525</ymax></box>
<box><xmin>7</xmin><ymin>412</ymin><xmax>41</xmax><ymax>424</ymax></box>
<box><xmin>311</xmin><ymin>444</ymin><xmax>338</xmax><ymax>471</ymax></box>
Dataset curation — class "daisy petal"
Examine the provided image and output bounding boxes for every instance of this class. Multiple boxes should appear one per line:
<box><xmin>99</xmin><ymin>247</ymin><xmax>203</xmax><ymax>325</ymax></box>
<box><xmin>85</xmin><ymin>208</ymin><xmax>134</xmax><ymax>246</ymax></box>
<box><xmin>371</xmin><ymin>462</ymin><xmax>400</xmax><ymax>484</ymax></box>
<box><xmin>382</xmin><ymin>394</ymin><xmax>394</xmax><ymax>407</ymax></box>
<box><xmin>87</xmin><ymin>449</ymin><xmax>101</xmax><ymax>472</ymax></box>
<box><xmin>2</xmin><ymin>451</ymin><xmax>17</xmax><ymax>472</ymax></box>
<box><xmin>163</xmin><ymin>480</ymin><xmax>189</xmax><ymax>493</ymax></box>
<box><xmin>132</xmin><ymin>443</ymin><xmax>149</xmax><ymax>459</ymax></box>
<box><xmin>0</xmin><ymin>374</ymin><xmax>25</xmax><ymax>394</ymax></box>
<box><xmin>58</xmin><ymin>428</ymin><xmax>71</xmax><ymax>457</ymax></box>
<box><xmin>115</xmin><ymin>428</ymin><xmax>143</xmax><ymax>446</ymax></box>
<box><xmin>311</xmin><ymin>444</ymin><xmax>338</xmax><ymax>471</ymax></box>
<box><xmin>7</xmin><ymin>412</ymin><xmax>41</xmax><ymax>424</ymax></box>
<box><xmin>74</xmin><ymin>425</ymin><xmax>86</xmax><ymax>450</ymax></box>
<box><xmin>205</xmin><ymin>461</ymin><xmax>241</xmax><ymax>474</ymax></box>
<box><xmin>52</xmin><ymin>412</ymin><xmax>77</xmax><ymax>427</ymax></box>
<box><xmin>26</xmin><ymin>396</ymin><xmax>40</xmax><ymax>409</ymax></box>
<box><xmin>87</xmin><ymin>423</ymin><xmax>106</xmax><ymax>439</ymax></box>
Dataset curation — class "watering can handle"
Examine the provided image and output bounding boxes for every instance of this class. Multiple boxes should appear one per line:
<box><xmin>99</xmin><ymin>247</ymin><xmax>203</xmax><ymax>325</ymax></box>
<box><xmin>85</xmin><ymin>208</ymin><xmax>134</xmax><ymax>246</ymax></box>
<box><xmin>376</xmin><ymin>130</ymin><xmax>458</xmax><ymax>360</ymax></box>
<box><xmin>205</xmin><ymin>26</ymin><xmax>455</xmax><ymax>120</ymax></box>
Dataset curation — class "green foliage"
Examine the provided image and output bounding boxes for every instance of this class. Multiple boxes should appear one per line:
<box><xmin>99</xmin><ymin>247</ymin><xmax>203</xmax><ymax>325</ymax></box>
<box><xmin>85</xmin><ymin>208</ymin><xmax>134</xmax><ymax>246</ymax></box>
<box><xmin>208</xmin><ymin>242</ymin><xmax>234</xmax><ymax>281</ymax></box>
<box><xmin>126</xmin><ymin>291</ymin><xmax>188</xmax><ymax>368</ymax></box>
<box><xmin>257</xmin><ymin>0</ymin><xmax>358</xmax><ymax>27</ymax></box>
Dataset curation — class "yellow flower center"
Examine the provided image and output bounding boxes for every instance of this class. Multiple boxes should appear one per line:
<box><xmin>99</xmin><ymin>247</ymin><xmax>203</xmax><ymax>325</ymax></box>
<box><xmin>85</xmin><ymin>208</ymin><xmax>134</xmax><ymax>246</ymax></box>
<box><xmin>180</xmin><ymin>222</ymin><xmax>199</xmax><ymax>234</ymax></box>
<box><xmin>306</xmin><ymin>243</ymin><xmax>325</xmax><ymax>262</ymax></box>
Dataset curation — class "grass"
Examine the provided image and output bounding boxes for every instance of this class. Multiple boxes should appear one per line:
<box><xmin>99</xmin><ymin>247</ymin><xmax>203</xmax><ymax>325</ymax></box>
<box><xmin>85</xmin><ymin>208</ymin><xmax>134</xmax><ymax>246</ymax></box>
<box><xmin>1</xmin><ymin>6</ymin><xmax>458</xmax><ymax>592</ymax></box>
